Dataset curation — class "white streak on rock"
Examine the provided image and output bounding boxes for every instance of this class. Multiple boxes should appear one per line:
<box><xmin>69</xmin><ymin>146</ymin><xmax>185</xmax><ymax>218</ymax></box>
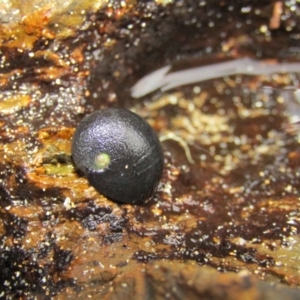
<box><xmin>131</xmin><ymin>58</ymin><xmax>300</xmax><ymax>98</ymax></box>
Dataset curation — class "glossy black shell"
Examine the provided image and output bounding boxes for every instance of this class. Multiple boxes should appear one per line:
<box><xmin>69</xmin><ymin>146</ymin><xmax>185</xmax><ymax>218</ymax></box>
<box><xmin>71</xmin><ymin>108</ymin><xmax>164</xmax><ymax>204</ymax></box>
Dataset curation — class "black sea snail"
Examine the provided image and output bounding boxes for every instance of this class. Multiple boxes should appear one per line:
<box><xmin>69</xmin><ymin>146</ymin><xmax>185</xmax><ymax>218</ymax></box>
<box><xmin>72</xmin><ymin>108</ymin><xmax>164</xmax><ymax>204</ymax></box>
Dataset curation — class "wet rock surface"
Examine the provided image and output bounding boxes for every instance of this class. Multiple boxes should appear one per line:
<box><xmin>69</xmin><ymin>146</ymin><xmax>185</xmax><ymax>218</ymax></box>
<box><xmin>104</xmin><ymin>261</ymin><xmax>300</xmax><ymax>300</ymax></box>
<box><xmin>1</xmin><ymin>0</ymin><xmax>300</xmax><ymax>299</ymax></box>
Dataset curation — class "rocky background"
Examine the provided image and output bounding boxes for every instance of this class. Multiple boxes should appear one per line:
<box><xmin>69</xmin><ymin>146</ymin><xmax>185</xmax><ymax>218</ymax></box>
<box><xmin>1</xmin><ymin>0</ymin><xmax>300</xmax><ymax>299</ymax></box>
